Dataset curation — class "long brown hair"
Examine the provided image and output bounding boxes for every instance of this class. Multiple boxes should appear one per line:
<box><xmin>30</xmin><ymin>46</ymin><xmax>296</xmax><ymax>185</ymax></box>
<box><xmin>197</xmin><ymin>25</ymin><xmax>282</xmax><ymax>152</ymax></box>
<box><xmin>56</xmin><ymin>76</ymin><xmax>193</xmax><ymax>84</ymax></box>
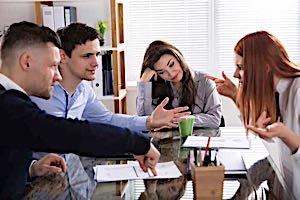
<box><xmin>141</xmin><ymin>40</ymin><xmax>195</xmax><ymax>111</ymax></box>
<box><xmin>234</xmin><ymin>31</ymin><xmax>300</xmax><ymax>125</ymax></box>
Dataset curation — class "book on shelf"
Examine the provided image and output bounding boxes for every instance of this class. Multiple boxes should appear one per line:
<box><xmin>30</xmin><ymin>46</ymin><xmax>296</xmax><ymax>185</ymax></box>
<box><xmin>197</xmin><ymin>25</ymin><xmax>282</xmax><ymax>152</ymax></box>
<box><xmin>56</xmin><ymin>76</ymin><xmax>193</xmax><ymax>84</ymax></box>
<box><xmin>64</xmin><ymin>6</ymin><xmax>77</xmax><ymax>26</ymax></box>
<box><xmin>102</xmin><ymin>50</ymin><xmax>114</xmax><ymax>96</ymax></box>
<box><xmin>42</xmin><ymin>6</ymin><xmax>55</xmax><ymax>30</ymax></box>
<box><xmin>53</xmin><ymin>6</ymin><xmax>65</xmax><ymax>31</ymax></box>
<box><xmin>42</xmin><ymin>5</ymin><xmax>77</xmax><ymax>31</ymax></box>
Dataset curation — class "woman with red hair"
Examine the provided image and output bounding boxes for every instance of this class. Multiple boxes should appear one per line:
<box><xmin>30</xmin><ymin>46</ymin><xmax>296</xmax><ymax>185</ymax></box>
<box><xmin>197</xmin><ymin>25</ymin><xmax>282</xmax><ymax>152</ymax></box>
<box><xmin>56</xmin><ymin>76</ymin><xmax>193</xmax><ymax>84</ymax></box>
<box><xmin>209</xmin><ymin>31</ymin><xmax>300</xmax><ymax>199</ymax></box>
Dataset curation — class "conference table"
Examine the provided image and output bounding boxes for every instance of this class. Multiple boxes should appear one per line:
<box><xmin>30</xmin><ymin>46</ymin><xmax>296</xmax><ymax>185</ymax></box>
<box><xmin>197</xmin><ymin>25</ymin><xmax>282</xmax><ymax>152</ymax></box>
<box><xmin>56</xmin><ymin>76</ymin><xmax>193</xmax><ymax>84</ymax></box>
<box><xmin>92</xmin><ymin>127</ymin><xmax>295</xmax><ymax>200</ymax></box>
<box><xmin>24</xmin><ymin>127</ymin><xmax>294</xmax><ymax>199</ymax></box>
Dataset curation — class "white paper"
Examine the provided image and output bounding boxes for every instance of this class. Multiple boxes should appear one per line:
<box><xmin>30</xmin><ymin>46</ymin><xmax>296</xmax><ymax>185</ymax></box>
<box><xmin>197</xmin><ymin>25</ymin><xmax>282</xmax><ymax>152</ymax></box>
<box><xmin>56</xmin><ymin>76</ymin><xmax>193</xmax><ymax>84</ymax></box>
<box><xmin>93</xmin><ymin>161</ymin><xmax>182</xmax><ymax>182</ymax></box>
<box><xmin>182</xmin><ymin>136</ymin><xmax>250</xmax><ymax>149</ymax></box>
<box><xmin>241</xmin><ymin>136</ymin><xmax>270</xmax><ymax>169</ymax></box>
<box><xmin>218</xmin><ymin>150</ymin><xmax>246</xmax><ymax>171</ymax></box>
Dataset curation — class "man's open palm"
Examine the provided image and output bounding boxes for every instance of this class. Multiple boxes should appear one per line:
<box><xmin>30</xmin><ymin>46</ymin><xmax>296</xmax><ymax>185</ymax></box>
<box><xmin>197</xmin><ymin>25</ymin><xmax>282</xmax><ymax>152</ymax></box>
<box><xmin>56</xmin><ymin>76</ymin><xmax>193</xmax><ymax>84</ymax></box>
<box><xmin>150</xmin><ymin>97</ymin><xmax>191</xmax><ymax>129</ymax></box>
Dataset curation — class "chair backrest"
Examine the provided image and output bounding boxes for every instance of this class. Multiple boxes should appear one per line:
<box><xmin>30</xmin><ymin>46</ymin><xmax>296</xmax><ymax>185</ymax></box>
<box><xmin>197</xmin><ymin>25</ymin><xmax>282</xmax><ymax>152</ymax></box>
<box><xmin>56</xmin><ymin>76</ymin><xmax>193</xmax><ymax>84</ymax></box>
<box><xmin>219</xmin><ymin>116</ymin><xmax>225</xmax><ymax>127</ymax></box>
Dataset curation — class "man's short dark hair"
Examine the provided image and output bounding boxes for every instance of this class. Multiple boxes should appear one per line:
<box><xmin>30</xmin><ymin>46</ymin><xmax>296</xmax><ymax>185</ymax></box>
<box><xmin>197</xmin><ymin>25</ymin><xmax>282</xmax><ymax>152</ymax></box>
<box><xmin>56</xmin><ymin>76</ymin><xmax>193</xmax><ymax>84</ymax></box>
<box><xmin>0</xmin><ymin>21</ymin><xmax>61</xmax><ymax>66</ymax></box>
<box><xmin>57</xmin><ymin>23</ymin><xmax>99</xmax><ymax>58</ymax></box>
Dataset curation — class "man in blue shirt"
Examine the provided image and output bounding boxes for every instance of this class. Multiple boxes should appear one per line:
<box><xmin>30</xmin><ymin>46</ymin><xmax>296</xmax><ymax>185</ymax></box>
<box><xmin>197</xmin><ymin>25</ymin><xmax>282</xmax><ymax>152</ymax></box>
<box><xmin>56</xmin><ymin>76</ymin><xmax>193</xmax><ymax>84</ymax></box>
<box><xmin>31</xmin><ymin>23</ymin><xmax>190</xmax><ymax>199</ymax></box>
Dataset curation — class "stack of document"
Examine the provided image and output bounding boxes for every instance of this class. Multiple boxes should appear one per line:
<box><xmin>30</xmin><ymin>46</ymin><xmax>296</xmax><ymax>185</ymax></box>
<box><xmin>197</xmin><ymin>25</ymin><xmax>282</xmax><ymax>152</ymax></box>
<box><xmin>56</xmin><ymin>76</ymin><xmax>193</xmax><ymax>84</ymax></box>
<box><xmin>182</xmin><ymin>136</ymin><xmax>250</xmax><ymax>149</ymax></box>
<box><xmin>93</xmin><ymin>161</ymin><xmax>182</xmax><ymax>182</ymax></box>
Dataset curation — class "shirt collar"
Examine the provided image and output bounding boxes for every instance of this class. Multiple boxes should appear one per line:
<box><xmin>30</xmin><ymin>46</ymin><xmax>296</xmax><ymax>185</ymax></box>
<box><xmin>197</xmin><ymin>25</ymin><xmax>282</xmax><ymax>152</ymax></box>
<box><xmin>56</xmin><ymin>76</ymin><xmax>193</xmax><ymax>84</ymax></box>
<box><xmin>0</xmin><ymin>73</ymin><xmax>27</xmax><ymax>94</ymax></box>
<box><xmin>56</xmin><ymin>81</ymin><xmax>85</xmax><ymax>96</ymax></box>
<box><xmin>276</xmin><ymin>78</ymin><xmax>292</xmax><ymax>94</ymax></box>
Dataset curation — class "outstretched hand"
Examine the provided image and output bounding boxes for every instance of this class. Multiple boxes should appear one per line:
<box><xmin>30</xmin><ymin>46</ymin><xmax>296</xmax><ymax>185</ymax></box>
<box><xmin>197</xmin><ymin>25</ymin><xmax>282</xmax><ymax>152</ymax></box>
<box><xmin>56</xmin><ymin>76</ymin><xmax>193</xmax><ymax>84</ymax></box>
<box><xmin>30</xmin><ymin>153</ymin><xmax>67</xmax><ymax>177</ymax></box>
<box><xmin>246</xmin><ymin>111</ymin><xmax>284</xmax><ymax>139</ymax></box>
<box><xmin>147</xmin><ymin>97</ymin><xmax>191</xmax><ymax>129</ymax></box>
<box><xmin>246</xmin><ymin>122</ymin><xmax>285</xmax><ymax>139</ymax></box>
<box><xmin>247</xmin><ymin>122</ymin><xmax>300</xmax><ymax>153</ymax></box>
<box><xmin>206</xmin><ymin>71</ymin><xmax>238</xmax><ymax>101</ymax></box>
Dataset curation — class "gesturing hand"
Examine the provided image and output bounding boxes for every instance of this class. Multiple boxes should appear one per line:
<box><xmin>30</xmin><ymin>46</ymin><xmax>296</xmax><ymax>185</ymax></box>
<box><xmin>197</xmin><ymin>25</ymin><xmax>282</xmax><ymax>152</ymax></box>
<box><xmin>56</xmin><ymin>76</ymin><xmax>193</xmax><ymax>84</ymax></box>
<box><xmin>134</xmin><ymin>143</ymin><xmax>160</xmax><ymax>176</ymax></box>
<box><xmin>206</xmin><ymin>71</ymin><xmax>238</xmax><ymax>101</ymax></box>
<box><xmin>255</xmin><ymin>111</ymin><xmax>272</xmax><ymax>128</ymax></box>
<box><xmin>30</xmin><ymin>153</ymin><xmax>67</xmax><ymax>177</ymax></box>
<box><xmin>147</xmin><ymin>97</ymin><xmax>191</xmax><ymax>129</ymax></box>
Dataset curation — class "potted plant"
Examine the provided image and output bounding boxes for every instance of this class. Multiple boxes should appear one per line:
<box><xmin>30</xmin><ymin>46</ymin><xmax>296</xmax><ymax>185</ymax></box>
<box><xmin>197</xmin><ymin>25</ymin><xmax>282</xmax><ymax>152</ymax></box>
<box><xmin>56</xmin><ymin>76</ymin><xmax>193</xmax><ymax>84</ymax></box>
<box><xmin>96</xmin><ymin>20</ymin><xmax>108</xmax><ymax>46</ymax></box>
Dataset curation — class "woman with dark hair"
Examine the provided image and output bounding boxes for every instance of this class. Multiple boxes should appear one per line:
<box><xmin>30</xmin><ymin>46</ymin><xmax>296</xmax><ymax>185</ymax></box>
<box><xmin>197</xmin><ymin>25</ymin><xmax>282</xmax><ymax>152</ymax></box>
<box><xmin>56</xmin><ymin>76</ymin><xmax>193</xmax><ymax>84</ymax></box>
<box><xmin>208</xmin><ymin>31</ymin><xmax>300</xmax><ymax>199</ymax></box>
<box><xmin>137</xmin><ymin>40</ymin><xmax>222</xmax><ymax>128</ymax></box>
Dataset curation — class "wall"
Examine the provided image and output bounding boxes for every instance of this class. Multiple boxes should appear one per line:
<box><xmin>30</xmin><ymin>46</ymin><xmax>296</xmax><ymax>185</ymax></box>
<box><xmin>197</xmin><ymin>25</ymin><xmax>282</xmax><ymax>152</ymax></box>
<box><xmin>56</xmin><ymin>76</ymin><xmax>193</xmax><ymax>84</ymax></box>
<box><xmin>0</xmin><ymin>2</ymin><xmax>35</xmax><ymax>32</ymax></box>
<box><xmin>53</xmin><ymin>1</ymin><xmax>112</xmax><ymax>44</ymax></box>
<box><xmin>0</xmin><ymin>1</ymin><xmax>111</xmax><ymax>43</ymax></box>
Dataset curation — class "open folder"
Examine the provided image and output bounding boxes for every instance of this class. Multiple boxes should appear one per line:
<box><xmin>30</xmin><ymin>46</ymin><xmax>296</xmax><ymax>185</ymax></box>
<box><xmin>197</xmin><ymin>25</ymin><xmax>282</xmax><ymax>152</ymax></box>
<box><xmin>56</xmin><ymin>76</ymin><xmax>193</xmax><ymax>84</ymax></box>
<box><xmin>93</xmin><ymin>161</ymin><xmax>182</xmax><ymax>182</ymax></box>
<box><xmin>182</xmin><ymin>136</ymin><xmax>250</xmax><ymax>149</ymax></box>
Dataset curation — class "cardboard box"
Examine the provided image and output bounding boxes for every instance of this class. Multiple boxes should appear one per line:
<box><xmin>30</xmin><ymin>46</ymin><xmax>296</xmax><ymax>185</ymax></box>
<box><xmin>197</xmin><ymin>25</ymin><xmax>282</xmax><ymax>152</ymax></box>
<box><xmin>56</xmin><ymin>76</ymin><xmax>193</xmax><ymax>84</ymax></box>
<box><xmin>191</xmin><ymin>162</ymin><xmax>224</xmax><ymax>200</ymax></box>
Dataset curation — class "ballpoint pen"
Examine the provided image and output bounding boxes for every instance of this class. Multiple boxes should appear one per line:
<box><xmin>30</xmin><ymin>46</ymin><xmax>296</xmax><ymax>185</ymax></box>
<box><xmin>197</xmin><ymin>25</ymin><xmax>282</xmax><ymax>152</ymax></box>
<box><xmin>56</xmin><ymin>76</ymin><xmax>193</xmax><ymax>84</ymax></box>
<box><xmin>194</xmin><ymin>147</ymin><xmax>198</xmax><ymax>166</ymax></box>
<box><xmin>213</xmin><ymin>149</ymin><xmax>218</xmax><ymax>166</ymax></box>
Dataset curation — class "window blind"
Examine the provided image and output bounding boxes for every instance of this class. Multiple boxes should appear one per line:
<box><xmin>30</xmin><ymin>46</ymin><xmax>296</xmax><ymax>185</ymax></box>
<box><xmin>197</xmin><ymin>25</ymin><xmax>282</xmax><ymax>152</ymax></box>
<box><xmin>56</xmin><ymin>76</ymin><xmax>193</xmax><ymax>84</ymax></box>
<box><xmin>125</xmin><ymin>0</ymin><xmax>209</xmax><ymax>81</ymax></box>
<box><xmin>125</xmin><ymin>0</ymin><xmax>300</xmax><ymax>81</ymax></box>
<box><xmin>214</xmin><ymin>0</ymin><xmax>300</xmax><ymax>77</ymax></box>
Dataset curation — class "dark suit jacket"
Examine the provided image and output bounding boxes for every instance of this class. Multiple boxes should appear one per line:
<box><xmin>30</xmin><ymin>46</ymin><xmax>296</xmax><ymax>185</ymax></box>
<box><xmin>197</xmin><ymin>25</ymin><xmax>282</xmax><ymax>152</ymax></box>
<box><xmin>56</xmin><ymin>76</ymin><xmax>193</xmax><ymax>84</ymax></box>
<box><xmin>0</xmin><ymin>86</ymin><xmax>150</xmax><ymax>199</ymax></box>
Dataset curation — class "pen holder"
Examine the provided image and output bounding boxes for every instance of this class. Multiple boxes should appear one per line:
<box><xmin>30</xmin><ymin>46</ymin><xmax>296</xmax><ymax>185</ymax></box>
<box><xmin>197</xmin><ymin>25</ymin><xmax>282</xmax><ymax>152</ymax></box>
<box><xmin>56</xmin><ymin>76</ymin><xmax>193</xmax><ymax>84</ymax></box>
<box><xmin>191</xmin><ymin>162</ymin><xmax>224</xmax><ymax>200</ymax></box>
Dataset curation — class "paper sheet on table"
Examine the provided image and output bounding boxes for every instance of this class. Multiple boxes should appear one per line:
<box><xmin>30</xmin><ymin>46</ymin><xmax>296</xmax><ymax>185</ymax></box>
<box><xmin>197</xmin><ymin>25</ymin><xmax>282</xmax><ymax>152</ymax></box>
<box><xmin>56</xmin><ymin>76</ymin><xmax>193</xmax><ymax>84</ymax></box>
<box><xmin>218</xmin><ymin>150</ymin><xmax>246</xmax><ymax>171</ymax></box>
<box><xmin>182</xmin><ymin>136</ymin><xmax>250</xmax><ymax>149</ymax></box>
<box><xmin>93</xmin><ymin>161</ymin><xmax>182</xmax><ymax>182</ymax></box>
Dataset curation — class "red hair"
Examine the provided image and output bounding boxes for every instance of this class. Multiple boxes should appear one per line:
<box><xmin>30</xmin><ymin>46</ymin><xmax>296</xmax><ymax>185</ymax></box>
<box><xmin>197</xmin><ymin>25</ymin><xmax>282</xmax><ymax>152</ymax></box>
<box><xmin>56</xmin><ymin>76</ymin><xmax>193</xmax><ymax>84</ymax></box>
<box><xmin>234</xmin><ymin>31</ymin><xmax>300</xmax><ymax>125</ymax></box>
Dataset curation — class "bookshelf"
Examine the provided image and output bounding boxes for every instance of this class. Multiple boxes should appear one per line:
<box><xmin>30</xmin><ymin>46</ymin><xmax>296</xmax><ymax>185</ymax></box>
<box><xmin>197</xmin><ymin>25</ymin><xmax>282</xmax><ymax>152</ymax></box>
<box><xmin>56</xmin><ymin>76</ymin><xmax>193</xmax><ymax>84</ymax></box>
<box><xmin>108</xmin><ymin>0</ymin><xmax>128</xmax><ymax>196</ymax></box>
<box><xmin>109</xmin><ymin>0</ymin><xmax>127</xmax><ymax>114</ymax></box>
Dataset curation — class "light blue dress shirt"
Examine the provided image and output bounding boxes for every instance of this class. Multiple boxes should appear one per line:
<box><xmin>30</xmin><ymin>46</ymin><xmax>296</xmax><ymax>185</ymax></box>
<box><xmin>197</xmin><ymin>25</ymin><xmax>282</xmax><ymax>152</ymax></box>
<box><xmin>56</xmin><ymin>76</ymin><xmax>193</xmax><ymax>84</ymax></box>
<box><xmin>31</xmin><ymin>81</ymin><xmax>147</xmax><ymax>131</ymax></box>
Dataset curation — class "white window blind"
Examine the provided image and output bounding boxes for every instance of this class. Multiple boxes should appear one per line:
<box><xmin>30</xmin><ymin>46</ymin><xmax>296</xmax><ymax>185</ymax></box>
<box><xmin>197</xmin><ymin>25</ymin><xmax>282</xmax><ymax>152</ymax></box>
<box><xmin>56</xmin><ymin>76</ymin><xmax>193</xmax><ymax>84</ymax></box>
<box><xmin>214</xmin><ymin>0</ymin><xmax>300</xmax><ymax>77</ymax></box>
<box><xmin>125</xmin><ymin>0</ymin><xmax>209</xmax><ymax>81</ymax></box>
<box><xmin>125</xmin><ymin>0</ymin><xmax>300</xmax><ymax>82</ymax></box>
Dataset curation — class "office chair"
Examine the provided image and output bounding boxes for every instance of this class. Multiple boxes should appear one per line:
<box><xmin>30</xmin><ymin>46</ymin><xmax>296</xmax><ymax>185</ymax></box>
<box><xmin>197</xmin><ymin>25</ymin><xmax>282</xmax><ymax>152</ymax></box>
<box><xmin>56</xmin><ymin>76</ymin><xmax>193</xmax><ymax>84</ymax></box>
<box><xmin>219</xmin><ymin>116</ymin><xmax>225</xmax><ymax>127</ymax></box>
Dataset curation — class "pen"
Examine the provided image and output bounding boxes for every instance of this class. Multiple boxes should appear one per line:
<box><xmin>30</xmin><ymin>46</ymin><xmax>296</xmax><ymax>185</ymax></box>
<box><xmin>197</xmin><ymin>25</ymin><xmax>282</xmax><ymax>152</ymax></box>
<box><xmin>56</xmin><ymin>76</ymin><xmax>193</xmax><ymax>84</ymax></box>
<box><xmin>204</xmin><ymin>136</ymin><xmax>211</xmax><ymax>159</ymax></box>
<box><xmin>202</xmin><ymin>136</ymin><xmax>211</xmax><ymax>166</ymax></box>
<box><xmin>194</xmin><ymin>147</ymin><xmax>198</xmax><ymax>166</ymax></box>
<box><xmin>213</xmin><ymin>149</ymin><xmax>218</xmax><ymax>166</ymax></box>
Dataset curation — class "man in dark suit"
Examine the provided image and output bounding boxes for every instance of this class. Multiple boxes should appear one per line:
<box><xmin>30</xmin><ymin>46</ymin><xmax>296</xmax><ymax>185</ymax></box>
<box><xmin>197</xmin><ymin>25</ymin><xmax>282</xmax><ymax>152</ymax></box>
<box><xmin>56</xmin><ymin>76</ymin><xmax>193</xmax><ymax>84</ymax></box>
<box><xmin>0</xmin><ymin>21</ymin><xmax>160</xmax><ymax>199</ymax></box>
